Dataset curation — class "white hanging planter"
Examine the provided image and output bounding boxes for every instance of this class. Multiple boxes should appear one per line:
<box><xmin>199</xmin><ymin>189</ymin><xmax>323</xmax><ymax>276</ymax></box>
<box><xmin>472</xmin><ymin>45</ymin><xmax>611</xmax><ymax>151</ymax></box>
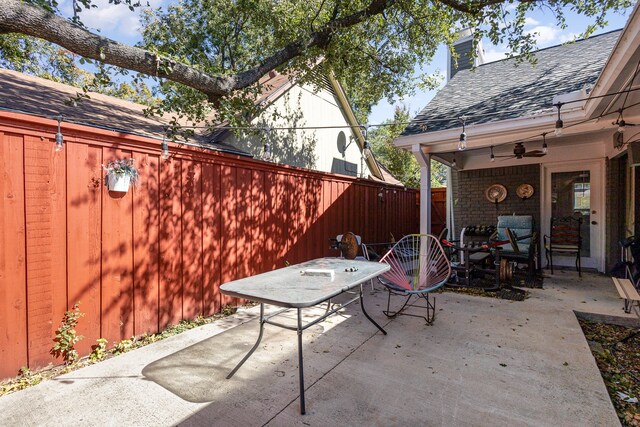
<box><xmin>107</xmin><ymin>173</ymin><xmax>131</xmax><ymax>192</ymax></box>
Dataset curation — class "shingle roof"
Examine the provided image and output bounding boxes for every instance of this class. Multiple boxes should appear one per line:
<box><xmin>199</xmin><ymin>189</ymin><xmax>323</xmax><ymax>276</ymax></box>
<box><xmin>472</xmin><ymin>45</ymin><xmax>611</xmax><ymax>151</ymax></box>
<box><xmin>402</xmin><ymin>30</ymin><xmax>622</xmax><ymax>136</ymax></box>
<box><xmin>0</xmin><ymin>68</ymin><xmax>250</xmax><ymax>156</ymax></box>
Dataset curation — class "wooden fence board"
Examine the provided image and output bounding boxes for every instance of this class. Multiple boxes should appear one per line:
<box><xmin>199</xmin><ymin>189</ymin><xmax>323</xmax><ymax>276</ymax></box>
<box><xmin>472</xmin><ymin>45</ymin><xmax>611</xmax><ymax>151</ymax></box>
<box><xmin>24</xmin><ymin>136</ymin><xmax>67</xmax><ymax>368</ymax></box>
<box><xmin>159</xmin><ymin>158</ymin><xmax>183</xmax><ymax>328</ymax></box>
<box><xmin>101</xmin><ymin>148</ymin><xmax>134</xmax><ymax>344</ymax></box>
<box><xmin>133</xmin><ymin>153</ymin><xmax>160</xmax><ymax>335</ymax></box>
<box><xmin>202</xmin><ymin>163</ymin><xmax>221</xmax><ymax>316</ymax></box>
<box><xmin>0</xmin><ymin>133</ymin><xmax>28</xmax><ymax>379</ymax></box>
<box><xmin>220</xmin><ymin>165</ymin><xmax>238</xmax><ymax>307</ymax></box>
<box><xmin>66</xmin><ymin>142</ymin><xmax>102</xmax><ymax>355</ymax></box>
<box><xmin>181</xmin><ymin>160</ymin><xmax>203</xmax><ymax>320</ymax></box>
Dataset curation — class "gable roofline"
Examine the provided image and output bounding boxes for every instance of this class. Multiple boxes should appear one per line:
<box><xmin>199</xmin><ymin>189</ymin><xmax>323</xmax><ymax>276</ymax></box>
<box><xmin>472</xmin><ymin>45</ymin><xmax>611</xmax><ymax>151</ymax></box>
<box><xmin>583</xmin><ymin>3</ymin><xmax>640</xmax><ymax>119</ymax></box>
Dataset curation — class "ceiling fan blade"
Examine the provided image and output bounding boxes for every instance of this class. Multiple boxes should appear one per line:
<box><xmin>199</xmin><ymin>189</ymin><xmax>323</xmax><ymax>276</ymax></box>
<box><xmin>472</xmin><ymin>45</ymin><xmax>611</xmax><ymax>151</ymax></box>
<box><xmin>523</xmin><ymin>151</ymin><xmax>546</xmax><ymax>157</ymax></box>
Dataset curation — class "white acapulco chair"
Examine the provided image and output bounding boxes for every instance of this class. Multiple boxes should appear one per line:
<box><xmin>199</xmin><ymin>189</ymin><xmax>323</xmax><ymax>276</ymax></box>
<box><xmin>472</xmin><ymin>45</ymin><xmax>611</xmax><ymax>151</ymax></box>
<box><xmin>377</xmin><ymin>234</ymin><xmax>452</xmax><ymax>324</ymax></box>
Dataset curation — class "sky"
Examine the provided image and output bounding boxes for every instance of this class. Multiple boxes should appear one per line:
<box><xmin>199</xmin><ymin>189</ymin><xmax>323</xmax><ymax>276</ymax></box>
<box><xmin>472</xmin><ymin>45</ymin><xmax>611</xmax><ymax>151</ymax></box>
<box><xmin>60</xmin><ymin>0</ymin><xmax>635</xmax><ymax>125</ymax></box>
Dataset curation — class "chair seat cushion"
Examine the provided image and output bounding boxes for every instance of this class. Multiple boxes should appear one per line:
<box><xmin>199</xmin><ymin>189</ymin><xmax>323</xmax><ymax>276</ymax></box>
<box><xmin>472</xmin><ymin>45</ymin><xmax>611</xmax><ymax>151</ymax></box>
<box><xmin>496</xmin><ymin>242</ymin><xmax>530</xmax><ymax>255</ymax></box>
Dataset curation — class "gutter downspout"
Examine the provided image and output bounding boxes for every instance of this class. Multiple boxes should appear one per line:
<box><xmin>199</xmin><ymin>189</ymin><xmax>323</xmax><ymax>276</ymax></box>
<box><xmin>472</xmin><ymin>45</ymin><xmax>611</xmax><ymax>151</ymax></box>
<box><xmin>413</xmin><ymin>144</ymin><xmax>431</xmax><ymax>234</ymax></box>
<box><xmin>327</xmin><ymin>72</ymin><xmax>384</xmax><ymax>181</ymax></box>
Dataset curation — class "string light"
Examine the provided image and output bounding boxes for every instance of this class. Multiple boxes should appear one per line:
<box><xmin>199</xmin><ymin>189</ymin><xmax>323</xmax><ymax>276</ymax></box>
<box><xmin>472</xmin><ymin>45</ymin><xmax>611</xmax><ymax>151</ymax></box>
<box><xmin>490</xmin><ymin>146</ymin><xmax>495</xmax><ymax>162</ymax></box>
<box><xmin>160</xmin><ymin>128</ymin><xmax>169</xmax><ymax>160</ymax></box>
<box><xmin>452</xmin><ymin>155</ymin><xmax>457</xmax><ymax>167</ymax></box>
<box><xmin>542</xmin><ymin>133</ymin><xmax>548</xmax><ymax>154</ymax></box>
<box><xmin>554</xmin><ymin>103</ymin><xmax>564</xmax><ymax>136</ymax></box>
<box><xmin>262</xmin><ymin>126</ymin><xmax>273</xmax><ymax>160</ymax></box>
<box><xmin>458</xmin><ymin>116</ymin><xmax>467</xmax><ymax>150</ymax></box>
<box><xmin>54</xmin><ymin>116</ymin><xmax>64</xmax><ymax>152</ymax></box>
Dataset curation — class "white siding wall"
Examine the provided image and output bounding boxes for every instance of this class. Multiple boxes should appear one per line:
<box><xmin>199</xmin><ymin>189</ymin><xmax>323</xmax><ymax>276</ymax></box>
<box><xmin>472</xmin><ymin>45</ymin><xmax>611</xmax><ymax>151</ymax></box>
<box><xmin>225</xmin><ymin>83</ymin><xmax>371</xmax><ymax>178</ymax></box>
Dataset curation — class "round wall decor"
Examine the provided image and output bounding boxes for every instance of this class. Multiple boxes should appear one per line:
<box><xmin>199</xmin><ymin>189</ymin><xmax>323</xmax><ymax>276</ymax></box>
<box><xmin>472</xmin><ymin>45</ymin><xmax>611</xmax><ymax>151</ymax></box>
<box><xmin>516</xmin><ymin>183</ymin><xmax>534</xmax><ymax>200</ymax></box>
<box><xmin>485</xmin><ymin>184</ymin><xmax>508</xmax><ymax>203</ymax></box>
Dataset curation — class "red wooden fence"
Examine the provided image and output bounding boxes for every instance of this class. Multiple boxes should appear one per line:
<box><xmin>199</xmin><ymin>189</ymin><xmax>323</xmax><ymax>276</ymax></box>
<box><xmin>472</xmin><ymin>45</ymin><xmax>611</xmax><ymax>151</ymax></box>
<box><xmin>0</xmin><ymin>112</ymin><xmax>419</xmax><ymax>379</ymax></box>
<box><xmin>431</xmin><ymin>187</ymin><xmax>447</xmax><ymax>236</ymax></box>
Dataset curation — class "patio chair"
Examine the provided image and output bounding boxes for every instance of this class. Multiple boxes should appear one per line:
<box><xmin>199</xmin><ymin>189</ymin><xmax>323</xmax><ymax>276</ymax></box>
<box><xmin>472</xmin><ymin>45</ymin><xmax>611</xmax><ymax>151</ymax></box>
<box><xmin>376</xmin><ymin>234</ymin><xmax>451</xmax><ymax>324</ymax></box>
<box><xmin>495</xmin><ymin>215</ymin><xmax>537</xmax><ymax>276</ymax></box>
<box><xmin>544</xmin><ymin>216</ymin><xmax>582</xmax><ymax>277</ymax></box>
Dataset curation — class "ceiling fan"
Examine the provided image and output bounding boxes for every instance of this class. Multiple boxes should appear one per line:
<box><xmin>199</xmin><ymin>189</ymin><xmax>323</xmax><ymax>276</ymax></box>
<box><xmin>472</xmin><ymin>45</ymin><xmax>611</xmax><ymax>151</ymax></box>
<box><xmin>498</xmin><ymin>142</ymin><xmax>547</xmax><ymax>160</ymax></box>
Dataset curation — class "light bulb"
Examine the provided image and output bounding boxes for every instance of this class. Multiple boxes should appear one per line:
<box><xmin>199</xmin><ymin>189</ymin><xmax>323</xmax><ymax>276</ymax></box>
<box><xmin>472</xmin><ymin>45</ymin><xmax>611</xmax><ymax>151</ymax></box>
<box><xmin>452</xmin><ymin>157</ymin><xmax>457</xmax><ymax>167</ymax></box>
<box><xmin>263</xmin><ymin>142</ymin><xmax>272</xmax><ymax>160</ymax></box>
<box><xmin>554</xmin><ymin>119</ymin><xmax>563</xmax><ymax>136</ymax></box>
<box><xmin>542</xmin><ymin>142</ymin><xmax>548</xmax><ymax>154</ymax></box>
<box><xmin>554</xmin><ymin>104</ymin><xmax>563</xmax><ymax>136</ymax></box>
<box><xmin>54</xmin><ymin>116</ymin><xmax>64</xmax><ymax>152</ymax></box>
<box><xmin>490</xmin><ymin>146</ymin><xmax>495</xmax><ymax>162</ymax></box>
<box><xmin>161</xmin><ymin>140</ymin><xmax>170</xmax><ymax>160</ymax></box>
<box><xmin>54</xmin><ymin>132</ymin><xmax>64</xmax><ymax>152</ymax></box>
<box><xmin>458</xmin><ymin>132</ymin><xmax>467</xmax><ymax>150</ymax></box>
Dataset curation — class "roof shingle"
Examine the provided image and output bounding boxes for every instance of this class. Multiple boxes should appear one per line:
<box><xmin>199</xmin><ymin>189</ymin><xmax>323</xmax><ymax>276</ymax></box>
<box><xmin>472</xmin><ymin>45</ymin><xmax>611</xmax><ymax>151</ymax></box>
<box><xmin>402</xmin><ymin>30</ymin><xmax>621</xmax><ymax>136</ymax></box>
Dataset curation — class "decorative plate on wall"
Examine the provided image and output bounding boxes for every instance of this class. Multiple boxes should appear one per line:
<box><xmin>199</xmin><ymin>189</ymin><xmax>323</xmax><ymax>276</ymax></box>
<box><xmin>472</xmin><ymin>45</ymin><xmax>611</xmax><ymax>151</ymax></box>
<box><xmin>485</xmin><ymin>184</ymin><xmax>508</xmax><ymax>203</ymax></box>
<box><xmin>516</xmin><ymin>183</ymin><xmax>535</xmax><ymax>200</ymax></box>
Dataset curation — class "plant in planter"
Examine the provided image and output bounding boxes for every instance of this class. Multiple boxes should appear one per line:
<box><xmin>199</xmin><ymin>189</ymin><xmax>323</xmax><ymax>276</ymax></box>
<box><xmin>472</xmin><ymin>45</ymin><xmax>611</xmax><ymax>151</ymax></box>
<box><xmin>102</xmin><ymin>158</ymin><xmax>139</xmax><ymax>192</ymax></box>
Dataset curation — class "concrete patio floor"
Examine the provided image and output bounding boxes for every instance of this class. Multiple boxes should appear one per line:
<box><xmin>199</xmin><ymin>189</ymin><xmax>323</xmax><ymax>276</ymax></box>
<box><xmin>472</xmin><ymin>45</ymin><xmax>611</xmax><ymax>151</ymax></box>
<box><xmin>0</xmin><ymin>270</ymin><xmax>636</xmax><ymax>426</ymax></box>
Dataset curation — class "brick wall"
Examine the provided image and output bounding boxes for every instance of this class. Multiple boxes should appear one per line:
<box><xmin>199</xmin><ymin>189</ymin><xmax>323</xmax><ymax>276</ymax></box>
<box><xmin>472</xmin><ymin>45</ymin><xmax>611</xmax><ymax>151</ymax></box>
<box><xmin>451</xmin><ymin>164</ymin><xmax>541</xmax><ymax>236</ymax></box>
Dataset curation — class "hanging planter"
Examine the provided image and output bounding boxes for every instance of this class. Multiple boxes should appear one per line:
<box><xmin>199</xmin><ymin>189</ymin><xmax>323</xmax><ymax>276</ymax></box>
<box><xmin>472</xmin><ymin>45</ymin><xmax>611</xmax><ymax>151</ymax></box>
<box><xmin>107</xmin><ymin>173</ymin><xmax>131</xmax><ymax>191</ymax></box>
<box><xmin>102</xmin><ymin>158</ymin><xmax>139</xmax><ymax>193</ymax></box>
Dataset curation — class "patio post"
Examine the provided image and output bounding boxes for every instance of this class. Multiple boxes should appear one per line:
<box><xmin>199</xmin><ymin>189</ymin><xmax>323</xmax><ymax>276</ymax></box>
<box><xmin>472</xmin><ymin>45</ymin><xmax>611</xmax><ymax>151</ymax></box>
<box><xmin>412</xmin><ymin>145</ymin><xmax>431</xmax><ymax>235</ymax></box>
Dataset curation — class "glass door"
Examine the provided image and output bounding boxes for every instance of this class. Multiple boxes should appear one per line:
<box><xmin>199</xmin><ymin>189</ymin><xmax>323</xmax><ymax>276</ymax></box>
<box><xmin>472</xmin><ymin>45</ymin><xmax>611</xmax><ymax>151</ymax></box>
<box><xmin>542</xmin><ymin>160</ymin><xmax>604</xmax><ymax>271</ymax></box>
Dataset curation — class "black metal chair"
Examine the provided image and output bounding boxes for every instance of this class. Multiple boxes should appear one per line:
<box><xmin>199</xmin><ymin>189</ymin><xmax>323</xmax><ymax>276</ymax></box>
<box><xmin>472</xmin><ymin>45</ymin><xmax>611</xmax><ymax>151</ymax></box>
<box><xmin>544</xmin><ymin>216</ymin><xmax>582</xmax><ymax>277</ymax></box>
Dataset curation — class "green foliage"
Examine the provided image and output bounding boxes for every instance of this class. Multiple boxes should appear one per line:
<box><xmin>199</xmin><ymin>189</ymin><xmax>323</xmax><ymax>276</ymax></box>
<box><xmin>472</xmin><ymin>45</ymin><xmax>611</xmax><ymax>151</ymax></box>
<box><xmin>0</xmin><ymin>367</ymin><xmax>43</xmax><ymax>395</ymax></box>
<box><xmin>369</xmin><ymin>106</ymin><xmax>446</xmax><ymax>189</ymax></box>
<box><xmin>113</xmin><ymin>339</ymin><xmax>134</xmax><ymax>355</ymax></box>
<box><xmin>50</xmin><ymin>303</ymin><xmax>85</xmax><ymax>365</ymax></box>
<box><xmin>1</xmin><ymin>0</ymin><xmax>633</xmax><ymax>129</ymax></box>
<box><xmin>102</xmin><ymin>158</ymin><xmax>140</xmax><ymax>185</ymax></box>
<box><xmin>221</xmin><ymin>305</ymin><xmax>237</xmax><ymax>316</ymax></box>
<box><xmin>0</xmin><ymin>34</ymin><xmax>157</xmax><ymax>106</ymax></box>
<box><xmin>134</xmin><ymin>0</ymin><xmax>632</xmax><ymax>125</ymax></box>
<box><xmin>89</xmin><ymin>338</ymin><xmax>109</xmax><ymax>362</ymax></box>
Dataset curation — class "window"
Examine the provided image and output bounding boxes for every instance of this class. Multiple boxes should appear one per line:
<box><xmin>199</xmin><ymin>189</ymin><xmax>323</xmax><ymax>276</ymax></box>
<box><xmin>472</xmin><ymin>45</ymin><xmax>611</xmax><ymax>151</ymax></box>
<box><xmin>573</xmin><ymin>182</ymin><xmax>590</xmax><ymax>212</ymax></box>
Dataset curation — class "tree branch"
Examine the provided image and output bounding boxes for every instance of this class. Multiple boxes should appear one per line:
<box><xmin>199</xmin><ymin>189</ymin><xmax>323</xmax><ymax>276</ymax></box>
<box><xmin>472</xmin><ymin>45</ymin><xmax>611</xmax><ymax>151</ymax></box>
<box><xmin>0</xmin><ymin>0</ymin><xmax>396</xmax><ymax>101</ymax></box>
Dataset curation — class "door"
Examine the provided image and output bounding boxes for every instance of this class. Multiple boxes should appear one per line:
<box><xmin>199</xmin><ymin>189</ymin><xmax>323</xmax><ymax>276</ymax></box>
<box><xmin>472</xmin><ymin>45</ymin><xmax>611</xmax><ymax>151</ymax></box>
<box><xmin>541</xmin><ymin>160</ymin><xmax>605</xmax><ymax>272</ymax></box>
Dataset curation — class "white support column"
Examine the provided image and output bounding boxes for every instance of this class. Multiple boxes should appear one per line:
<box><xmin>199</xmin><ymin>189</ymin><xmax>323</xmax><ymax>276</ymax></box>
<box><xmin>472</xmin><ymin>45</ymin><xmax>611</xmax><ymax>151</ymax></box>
<box><xmin>446</xmin><ymin>166</ymin><xmax>454</xmax><ymax>240</ymax></box>
<box><xmin>412</xmin><ymin>145</ymin><xmax>431</xmax><ymax>235</ymax></box>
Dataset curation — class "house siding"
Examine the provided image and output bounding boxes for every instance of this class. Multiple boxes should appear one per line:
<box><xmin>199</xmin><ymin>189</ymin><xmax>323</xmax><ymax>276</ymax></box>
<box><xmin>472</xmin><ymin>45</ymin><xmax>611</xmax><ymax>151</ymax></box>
<box><xmin>451</xmin><ymin>164</ymin><xmax>541</xmax><ymax>236</ymax></box>
<box><xmin>224</xmin><ymin>83</ymin><xmax>371</xmax><ymax>178</ymax></box>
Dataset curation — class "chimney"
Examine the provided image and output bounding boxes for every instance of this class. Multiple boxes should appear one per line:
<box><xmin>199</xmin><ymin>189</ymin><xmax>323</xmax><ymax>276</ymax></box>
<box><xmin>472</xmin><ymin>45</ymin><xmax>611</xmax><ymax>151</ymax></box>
<box><xmin>448</xmin><ymin>29</ymin><xmax>485</xmax><ymax>80</ymax></box>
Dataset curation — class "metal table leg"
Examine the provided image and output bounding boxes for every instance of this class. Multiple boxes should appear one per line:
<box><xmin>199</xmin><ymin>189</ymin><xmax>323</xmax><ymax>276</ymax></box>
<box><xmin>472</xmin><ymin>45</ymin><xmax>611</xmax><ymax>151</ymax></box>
<box><xmin>226</xmin><ymin>304</ymin><xmax>265</xmax><ymax>379</ymax></box>
<box><xmin>297</xmin><ymin>308</ymin><xmax>306</xmax><ymax>414</ymax></box>
<box><xmin>359</xmin><ymin>286</ymin><xmax>387</xmax><ymax>335</ymax></box>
